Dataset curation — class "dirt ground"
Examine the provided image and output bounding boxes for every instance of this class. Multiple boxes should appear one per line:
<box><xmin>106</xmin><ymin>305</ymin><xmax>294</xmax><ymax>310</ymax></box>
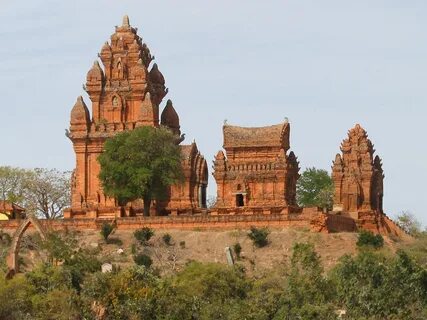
<box><xmin>1</xmin><ymin>227</ymin><xmax>404</xmax><ymax>275</ymax></box>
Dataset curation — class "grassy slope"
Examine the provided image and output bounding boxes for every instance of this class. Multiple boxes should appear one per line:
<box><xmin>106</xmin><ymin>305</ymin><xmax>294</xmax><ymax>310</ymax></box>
<box><xmin>1</xmin><ymin>227</ymin><xmax>415</xmax><ymax>275</ymax></box>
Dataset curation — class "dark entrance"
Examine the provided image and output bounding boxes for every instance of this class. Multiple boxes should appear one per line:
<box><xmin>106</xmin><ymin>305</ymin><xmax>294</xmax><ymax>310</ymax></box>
<box><xmin>236</xmin><ymin>194</ymin><xmax>244</xmax><ymax>207</ymax></box>
<box><xmin>199</xmin><ymin>184</ymin><xmax>207</xmax><ymax>208</ymax></box>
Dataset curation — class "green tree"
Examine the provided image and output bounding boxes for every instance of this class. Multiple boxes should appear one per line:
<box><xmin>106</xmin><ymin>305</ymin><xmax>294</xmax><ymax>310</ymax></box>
<box><xmin>154</xmin><ymin>262</ymin><xmax>250</xmax><ymax>319</ymax></box>
<box><xmin>296</xmin><ymin>167</ymin><xmax>333</xmax><ymax>210</ymax></box>
<box><xmin>134</xmin><ymin>227</ymin><xmax>155</xmax><ymax>245</ymax></box>
<box><xmin>0</xmin><ymin>167</ymin><xmax>70</xmax><ymax>219</ymax></box>
<box><xmin>356</xmin><ymin>230</ymin><xmax>384</xmax><ymax>249</ymax></box>
<box><xmin>98</xmin><ymin>126</ymin><xmax>184</xmax><ymax>216</ymax></box>
<box><xmin>0</xmin><ymin>166</ymin><xmax>29</xmax><ymax>209</ymax></box>
<box><xmin>0</xmin><ymin>275</ymin><xmax>35</xmax><ymax>319</ymax></box>
<box><xmin>101</xmin><ymin>222</ymin><xmax>115</xmax><ymax>242</ymax></box>
<box><xmin>134</xmin><ymin>253</ymin><xmax>153</xmax><ymax>268</ymax></box>
<box><xmin>247</xmin><ymin>227</ymin><xmax>270</xmax><ymax>248</ymax></box>
<box><xmin>396</xmin><ymin>211</ymin><xmax>422</xmax><ymax>236</ymax></box>
<box><xmin>81</xmin><ymin>266</ymin><xmax>158</xmax><ymax>319</ymax></box>
<box><xmin>331</xmin><ymin>250</ymin><xmax>427</xmax><ymax>319</ymax></box>
<box><xmin>276</xmin><ymin>243</ymin><xmax>336</xmax><ymax>319</ymax></box>
<box><xmin>24</xmin><ymin>168</ymin><xmax>71</xmax><ymax>219</ymax></box>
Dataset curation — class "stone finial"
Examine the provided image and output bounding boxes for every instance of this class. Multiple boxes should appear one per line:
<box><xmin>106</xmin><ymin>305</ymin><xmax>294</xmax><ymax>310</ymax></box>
<box><xmin>149</xmin><ymin>63</ymin><xmax>165</xmax><ymax>84</ymax></box>
<box><xmin>161</xmin><ymin>99</ymin><xmax>180</xmax><ymax>134</ymax></box>
<box><xmin>122</xmin><ymin>15</ymin><xmax>130</xmax><ymax>27</ymax></box>
<box><xmin>70</xmin><ymin>96</ymin><xmax>90</xmax><ymax>126</ymax></box>
<box><xmin>215</xmin><ymin>150</ymin><xmax>225</xmax><ymax>160</ymax></box>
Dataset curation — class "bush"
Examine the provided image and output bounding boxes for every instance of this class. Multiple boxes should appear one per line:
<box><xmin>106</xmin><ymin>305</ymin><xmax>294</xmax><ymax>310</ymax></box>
<box><xmin>107</xmin><ymin>237</ymin><xmax>123</xmax><ymax>246</ymax></box>
<box><xmin>356</xmin><ymin>230</ymin><xmax>384</xmax><ymax>249</ymax></box>
<box><xmin>0</xmin><ymin>230</ymin><xmax>11</xmax><ymax>246</ymax></box>
<box><xmin>131</xmin><ymin>243</ymin><xmax>137</xmax><ymax>255</ymax></box>
<box><xmin>134</xmin><ymin>227</ymin><xmax>154</xmax><ymax>245</ymax></box>
<box><xmin>233</xmin><ymin>243</ymin><xmax>242</xmax><ymax>259</ymax></box>
<box><xmin>133</xmin><ymin>254</ymin><xmax>153</xmax><ymax>268</ymax></box>
<box><xmin>179</xmin><ymin>241</ymin><xmax>186</xmax><ymax>249</ymax></box>
<box><xmin>248</xmin><ymin>227</ymin><xmax>270</xmax><ymax>248</ymax></box>
<box><xmin>100</xmin><ymin>222</ymin><xmax>115</xmax><ymax>242</ymax></box>
<box><xmin>162</xmin><ymin>233</ymin><xmax>172</xmax><ymax>246</ymax></box>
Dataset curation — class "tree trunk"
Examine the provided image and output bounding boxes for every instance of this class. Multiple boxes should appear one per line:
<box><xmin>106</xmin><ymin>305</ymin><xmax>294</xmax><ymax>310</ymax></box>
<box><xmin>143</xmin><ymin>194</ymin><xmax>151</xmax><ymax>217</ymax></box>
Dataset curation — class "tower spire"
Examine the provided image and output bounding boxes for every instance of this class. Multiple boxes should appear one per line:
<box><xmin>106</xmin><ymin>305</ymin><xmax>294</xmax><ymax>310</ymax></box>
<box><xmin>122</xmin><ymin>15</ymin><xmax>130</xmax><ymax>27</ymax></box>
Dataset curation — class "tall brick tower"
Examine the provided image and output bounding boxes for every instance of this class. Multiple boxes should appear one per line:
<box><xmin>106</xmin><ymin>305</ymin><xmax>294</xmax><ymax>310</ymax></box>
<box><xmin>332</xmin><ymin>124</ymin><xmax>384</xmax><ymax>214</ymax></box>
<box><xmin>66</xmin><ymin>16</ymin><xmax>208</xmax><ymax>218</ymax></box>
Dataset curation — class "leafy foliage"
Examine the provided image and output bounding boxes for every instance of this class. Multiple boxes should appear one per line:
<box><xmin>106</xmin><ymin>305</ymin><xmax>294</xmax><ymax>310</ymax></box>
<box><xmin>24</xmin><ymin>168</ymin><xmax>71</xmax><ymax>219</ymax></box>
<box><xmin>134</xmin><ymin>227</ymin><xmax>155</xmax><ymax>245</ymax></box>
<box><xmin>2</xmin><ymin>231</ymin><xmax>427</xmax><ymax>319</ymax></box>
<box><xmin>0</xmin><ymin>230</ymin><xmax>11</xmax><ymax>246</ymax></box>
<box><xmin>396</xmin><ymin>211</ymin><xmax>422</xmax><ymax>236</ymax></box>
<box><xmin>357</xmin><ymin>230</ymin><xmax>384</xmax><ymax>249</ymax></box>
<box><xmin>248</xmin><ymin>227</ymin><xmax>270</xmax><ymax>248</ymax></box>
<box><xmin>331</xmin><ymin>250</ymin><xmax>427</xmax><ymax>319</ymax></box>
<box><xmin>134</xmin><ymin>253</ymin><xmax>153</xmax><ymax>268</ymax></box>
<box><xmin>162</xmin><ymin>233</ymin><xmax>172</xmax><ymax>246</ymax></box>
<box><xmin>100</xmin><ymin>222</ymin><xmax>115</xmax><ymax>242</ymax></box>
<box><xmin>0</xmin><ymin>166</ymin><xmax>70</xmax><ymax>219</ymax></box>
<box><xmin>98</xmin><ymin>126</ymin><xmax>184</xmax><ymax>215</ymax></box>
<box><xmin>296</xmin><ymin>167</ymin><xmax>334</xmax><ymax>210</ymax></box>
<box><xmin>280</xmin><ymin>243</ymin><xmax>336</xmax><ymax>319</ymax></box>
<box><xmin>233</xmin><ymin>242</ymin><xmax>242</xmax><ymax>259</ymax></box>
<box><xmin>0</xmin><ymin>166</ymin><xmax>29</xmax><ymax>204</ymax></box>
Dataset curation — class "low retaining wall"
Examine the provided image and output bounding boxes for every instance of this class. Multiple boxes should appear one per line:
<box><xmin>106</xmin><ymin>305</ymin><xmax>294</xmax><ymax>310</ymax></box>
<box><xmin>0</xmin><ymin>214</ymin><xmax>314</xmax><ymax>232</ymax></box>
<box><xmin>1</xmin><ymin>211</ymin><xmax>396</xmax><ymax>235</ymax></box>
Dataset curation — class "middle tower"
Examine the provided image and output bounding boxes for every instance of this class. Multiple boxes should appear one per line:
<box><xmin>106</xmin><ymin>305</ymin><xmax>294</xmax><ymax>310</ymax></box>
<box><xmin>213</xmin><ymin>121</ymin><xmax>299</xmax><ymax>214</ymax></box>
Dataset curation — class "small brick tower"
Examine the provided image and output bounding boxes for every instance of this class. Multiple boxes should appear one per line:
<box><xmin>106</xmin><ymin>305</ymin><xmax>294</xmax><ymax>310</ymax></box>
<box><xmin>332</xmin><ymin>124</ymin><xmax>384</xmax><ymax>215</ymax></box>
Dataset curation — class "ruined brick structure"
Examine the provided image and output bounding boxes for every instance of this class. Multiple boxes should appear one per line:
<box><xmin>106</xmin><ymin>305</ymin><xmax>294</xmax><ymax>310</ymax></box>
<box><xmin>65</xmin><ymin>16</ymin><xmax>207</xmax><ymax>218</ymax></box>
<box><xmin>30</xmin><ymin>15</ymin><xmax>406</xmax><ymax>237</ymax></box>
<box><xmin>331</xmin><ymin>124</ymin><xmax>389</xmax><ymax>232</ymax></box>
<box><xmin>213</xmin><ymin>122</ymin><xmax>300</xmax><ymax>214</ymax></box>
<box><xmin>332</xmin><ymin>124</ymin><xmax>384</xmax><ymax>214</ymax></box>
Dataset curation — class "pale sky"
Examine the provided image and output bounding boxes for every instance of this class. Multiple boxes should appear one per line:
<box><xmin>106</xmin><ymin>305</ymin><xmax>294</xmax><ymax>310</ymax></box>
<box><xmin>0</xmin><ymin>1</ymin><xmax>426</xmax><ymax>224</ymax></box>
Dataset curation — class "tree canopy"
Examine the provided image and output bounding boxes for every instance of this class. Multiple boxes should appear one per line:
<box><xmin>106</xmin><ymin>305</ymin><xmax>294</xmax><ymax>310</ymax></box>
<box><xmin>0</xmin><ymin>166</ymin><xmax>70</xmax><ymax>219</ymax></box>
<box><xmin>98</xmin><ymin>126</ymin><xmax>184</xmax><ymax>216</ymax></box>
<box><xmin>296</xmin><ymin>167</ymin><xmax>334</xmax><ymax>210</ymax></box>
<box><xmin>396</xmin><ymin>211</ymin><xmax>422</xmax><ymax>236</ymax></box>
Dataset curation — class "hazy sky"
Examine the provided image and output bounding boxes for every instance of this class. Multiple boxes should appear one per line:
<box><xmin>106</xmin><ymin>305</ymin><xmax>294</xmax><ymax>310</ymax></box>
<box><xmin>0</xmin><ymin>1</ymin><xmax>426</xmax><ymax>224</ymax></box>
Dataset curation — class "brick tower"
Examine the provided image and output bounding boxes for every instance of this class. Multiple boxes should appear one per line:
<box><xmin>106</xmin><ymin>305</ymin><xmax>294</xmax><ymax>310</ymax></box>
<box><xmin>332</xmin><ymin>124</ymin><xmax>384</xmax><ymax>215</ymax></box>
<box><xmin>212</xmin><ymin>121</ymin><xmax>300</xmax><ymax>214</ymax></box>
<box><xmin>66</xmin><ymin>16</ymin><xmax>207</xmax><ymax>218</ymax></box>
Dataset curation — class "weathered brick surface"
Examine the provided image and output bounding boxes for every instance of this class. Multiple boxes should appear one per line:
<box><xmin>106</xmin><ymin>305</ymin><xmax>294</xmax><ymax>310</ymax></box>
<box><xmin>67</xmin><ymin>16</ymin><xmax>207</xmax><ymax>217</ymax></box>
<box><xmin>332</xmin><ymin>124</ymin><xmax>384</xmax><ymax>213</ymax></box>
<box><xmin>213</xmin><ymin>122</ymin><xmax>299</xmax><ymax>211</ymax></box>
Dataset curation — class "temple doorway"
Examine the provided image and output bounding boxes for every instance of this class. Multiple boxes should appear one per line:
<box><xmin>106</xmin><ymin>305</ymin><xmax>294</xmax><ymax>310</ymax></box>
<box><xmin>199</xmin><ymin>184</ymin><xmax>207</xmax><ymax>208</ymax></box>
<box><xmin>236</xmin><ymin>194</ymin><xmax>244</xmax><ymax>207</ymax></box>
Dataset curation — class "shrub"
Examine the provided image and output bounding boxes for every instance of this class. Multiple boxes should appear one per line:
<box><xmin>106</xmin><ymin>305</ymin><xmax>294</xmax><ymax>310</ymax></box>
<box><xmin>107</xmin><ymin>237</ymin><xmax>123</xmax><ymax>246</ymax></box>
<box><xmin>133</xmin><ymin>254</ymin><xmax>153</xmax><ymax>268</ymax></box>
<box><xmin>233</xmin><ymin>243</ymin><xmax>242</xmax><ymax>259</ymax></box>
<box><xmin>248</xmin><ymin>227</ymin><xmax>270</xmax><ymax>248</ymax></box>
<box><xmin>179</xmin><ymin>241</ymin><xmax>186</xmax><ymax>249</ymax></box>
<box><xmin>0</xmin><ymin>230</ymin><xmax>11</xmax><ymax>246</ymax></box>
<box><xmin>131</xmin><ymin>243</ymin><xmax>137</xmax><ymax>255</ymax></box>
<box><xmin>356</xmin><ymin>230</ymin><xmax>384</xmax><ymax>249</ymax></box>
<box><xmin>162</xmin><ymin>233</ymin><xmax>172</xmax><ymax>246</ymax></box>
<box><xmin>100</xmin><ymin>222</ymin><xmax>115</xmax><ymax>242</ymax></box>
<box><xmin>134</xmin><ymin>227</ymin><xmax>154</xmax><ymax>245</ymax></box>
